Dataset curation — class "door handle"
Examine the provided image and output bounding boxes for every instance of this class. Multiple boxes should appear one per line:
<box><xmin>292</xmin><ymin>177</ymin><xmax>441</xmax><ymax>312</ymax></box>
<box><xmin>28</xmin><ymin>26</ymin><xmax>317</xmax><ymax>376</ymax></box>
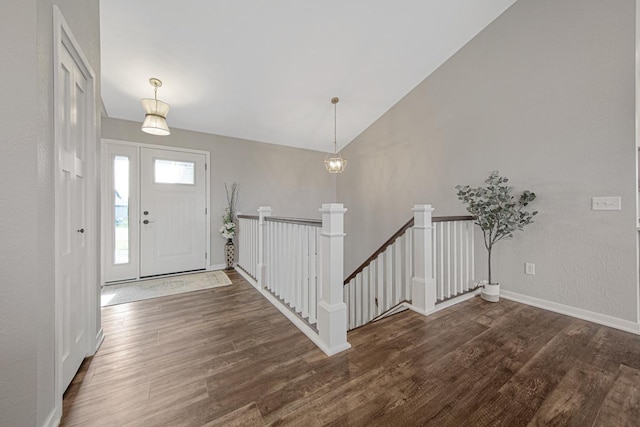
<box><xmin>143</xmin><ymin>220</ymin><xmax>154</xmax><ymax>225</ymax></box>
<box><xmin>77</xmin><ymin>228</ymin><xmax>85</xmax><ymax>233</ymax></box>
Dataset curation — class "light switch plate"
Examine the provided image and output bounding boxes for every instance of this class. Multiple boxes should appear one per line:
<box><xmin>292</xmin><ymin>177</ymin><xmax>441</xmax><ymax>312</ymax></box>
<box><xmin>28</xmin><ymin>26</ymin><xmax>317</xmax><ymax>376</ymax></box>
<box><xmin>592</xmin><ymin>197</ymin><xmax>621</xmax><ymax>211</ymax></box>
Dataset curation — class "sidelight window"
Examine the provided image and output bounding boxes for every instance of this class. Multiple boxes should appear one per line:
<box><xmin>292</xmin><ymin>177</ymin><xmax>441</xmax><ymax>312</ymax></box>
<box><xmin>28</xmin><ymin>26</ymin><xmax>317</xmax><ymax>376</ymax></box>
<box><xmin>114</xmin><ymin>155</ymin><xmax>130</xmax><ymax>264</ymax></box>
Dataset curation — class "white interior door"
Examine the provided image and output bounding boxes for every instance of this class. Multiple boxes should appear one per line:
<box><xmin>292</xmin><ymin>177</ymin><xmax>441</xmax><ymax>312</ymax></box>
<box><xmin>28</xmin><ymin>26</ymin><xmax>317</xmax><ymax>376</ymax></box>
<box><xmin>140</xmin><ymin>148</ymin><xmax>207</xmax><ymax>277</ymax></box>
<box><xmin>57</xmin><ymin>43</ymin><xmax>88</xmax><ymax>390</ymax></box>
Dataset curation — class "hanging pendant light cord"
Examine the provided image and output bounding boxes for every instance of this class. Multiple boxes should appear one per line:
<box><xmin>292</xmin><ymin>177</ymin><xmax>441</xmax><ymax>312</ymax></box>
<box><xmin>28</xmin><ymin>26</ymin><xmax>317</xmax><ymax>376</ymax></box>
<box><xmin>154</xmin><ymin>84</ymin><xmax>158</xmax><ymax>111</ymax></box>
<box><xmin>333</xmin><ymin>101</ymin><xmax>337</xmax><ymax>154</ymax></box>
<box><xmin>324</xmin><ymin>97</ymin><xmax>346</xmax><ymax>173</ymax></box>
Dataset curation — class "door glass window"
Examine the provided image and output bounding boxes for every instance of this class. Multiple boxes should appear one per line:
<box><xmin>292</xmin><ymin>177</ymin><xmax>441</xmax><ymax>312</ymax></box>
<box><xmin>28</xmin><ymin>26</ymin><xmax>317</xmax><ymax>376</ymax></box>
<box><xmin>154</xmin><ymin>159</ymin><xmax>195</xmax><ymax>184</ymax></box>
<box><xmin>114</xmin><ymin>155</ymin><xmax>130</xmax><ymax>264</ymax></box>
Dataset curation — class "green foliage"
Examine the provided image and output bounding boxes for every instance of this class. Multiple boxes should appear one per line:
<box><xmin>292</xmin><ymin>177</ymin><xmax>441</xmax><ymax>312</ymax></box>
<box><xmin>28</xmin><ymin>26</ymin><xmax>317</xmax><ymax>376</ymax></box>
<box><xmin>455</xmin><ymin>171</ymin><xmax>537</xmax><ymax>284</ymax></box>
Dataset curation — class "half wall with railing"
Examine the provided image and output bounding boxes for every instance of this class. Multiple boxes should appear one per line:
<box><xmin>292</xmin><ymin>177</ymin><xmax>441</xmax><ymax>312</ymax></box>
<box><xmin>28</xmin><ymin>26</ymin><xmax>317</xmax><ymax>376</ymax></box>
<box><xmin>343</xmin><ymin>209</ymin><xmax>478</xmax><ymax>330</ymax></box>
<box><xmin>237</xmin><ymin>204</ymin><xmax>348</xmax><ymax>356</ymax></box>
<box><xmin>237</xmin><ymin>203</ymin><xmax>481</xmax><ymax>355</ymax></box>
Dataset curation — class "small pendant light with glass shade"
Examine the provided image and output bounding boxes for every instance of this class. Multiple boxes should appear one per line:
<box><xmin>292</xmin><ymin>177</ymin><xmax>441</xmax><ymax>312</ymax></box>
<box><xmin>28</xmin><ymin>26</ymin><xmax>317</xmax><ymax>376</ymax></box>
<box><xmin>141</xmin><ymin>78</ymin><xmax>171</xmax><ymax>136</ymax></box>
<box><xmin>324</xmin><ymin>97</ymin><xmax>347</xmax><ymax>173</ymax></box>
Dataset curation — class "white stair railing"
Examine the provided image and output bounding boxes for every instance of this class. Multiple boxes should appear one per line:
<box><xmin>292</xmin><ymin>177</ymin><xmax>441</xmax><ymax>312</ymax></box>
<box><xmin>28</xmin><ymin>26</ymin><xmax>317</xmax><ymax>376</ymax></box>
<box><xmin>343</xmin><ymin>220</ymin><xmax>413</xmax><ymax>330</ymax></box>
<box><xmin>237</xmin><ymin>214</ymin><xmax>259</xmax><ymax>280</ymax></box>
<box><xmin>433</xmin><ymin>217</ymin><xmax>476</xmax><ymax>302</ymax></box>
<box><xmin>264</xmin><ymin>217</ymin><xmax>321</xmax><ymax>326</ymax></box>
<box><xmin>343</xmin><ymin>206</ymin><xmax>477</xmax><ymax>330</ymax></box>
<box><xmin>236</xmin><ymin>204</ymin><xmax>350</xmax><ymax>356</ymax></box>
<box><xmin>238</xmin><ymin>202</ymin><xmax>478</xmax><ymax>349</ymax></box>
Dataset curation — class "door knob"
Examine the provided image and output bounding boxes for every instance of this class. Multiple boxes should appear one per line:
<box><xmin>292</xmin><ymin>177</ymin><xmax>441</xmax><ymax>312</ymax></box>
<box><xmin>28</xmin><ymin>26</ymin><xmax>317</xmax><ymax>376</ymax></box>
<box><xmin>143</xmin><ymin>220</ymin><xmax>154</xmax><ymax>225</ymax></box>
<box><xmin>77</xmin><ymin>228</ymin><xmax>85</xmax><ymax>233</ymax></box>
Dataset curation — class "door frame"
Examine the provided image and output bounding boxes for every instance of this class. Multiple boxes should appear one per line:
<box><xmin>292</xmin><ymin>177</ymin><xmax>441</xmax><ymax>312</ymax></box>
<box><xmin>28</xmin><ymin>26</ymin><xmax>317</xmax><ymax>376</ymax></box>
<box><xmin>53</xmin><ymin>5</ymin><xmax>101</xmax><ymax>420</ymax></box>
<box><xmin>101</xmin><ymin>138</ymin><xmax>211</xmax><ymax>282</ymax></box>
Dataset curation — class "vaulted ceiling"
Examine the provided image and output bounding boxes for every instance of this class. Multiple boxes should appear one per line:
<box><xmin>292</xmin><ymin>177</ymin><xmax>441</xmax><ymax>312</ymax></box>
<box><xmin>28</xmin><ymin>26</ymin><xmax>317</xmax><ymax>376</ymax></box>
<box><xmin>100</xmin><ymin>0</ymin><xmax>517</xmax><ymax>152</ymax></box>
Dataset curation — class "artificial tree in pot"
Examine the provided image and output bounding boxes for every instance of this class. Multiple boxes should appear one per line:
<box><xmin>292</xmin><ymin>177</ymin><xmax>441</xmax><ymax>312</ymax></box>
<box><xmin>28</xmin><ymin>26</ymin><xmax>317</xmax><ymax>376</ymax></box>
<box><xmin>455</xmin><ymin>171</ymin><xmax>537</xmax><ymax>302</ymax></box>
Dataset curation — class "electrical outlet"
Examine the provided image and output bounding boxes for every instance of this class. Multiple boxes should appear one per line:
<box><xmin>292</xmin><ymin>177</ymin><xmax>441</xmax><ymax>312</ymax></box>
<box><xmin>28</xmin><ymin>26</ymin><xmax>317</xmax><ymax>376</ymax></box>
<box><xmin>525</xmin><ymin>263</ymin><xmax>535</xmax><ymax>275</ymax></box>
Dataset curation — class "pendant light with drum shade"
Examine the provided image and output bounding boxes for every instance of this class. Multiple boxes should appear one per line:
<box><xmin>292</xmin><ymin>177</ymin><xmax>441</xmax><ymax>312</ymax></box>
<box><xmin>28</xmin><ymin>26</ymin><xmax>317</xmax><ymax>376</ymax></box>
<box><xmin>324</xmin><ymin>97</ymin><xmax>347</xmax><ymax>173</ymax></box>
<box><xmin>141</xmin><ymin>78</ymin><xmax>170</xmax><ymax>136</ymax></box>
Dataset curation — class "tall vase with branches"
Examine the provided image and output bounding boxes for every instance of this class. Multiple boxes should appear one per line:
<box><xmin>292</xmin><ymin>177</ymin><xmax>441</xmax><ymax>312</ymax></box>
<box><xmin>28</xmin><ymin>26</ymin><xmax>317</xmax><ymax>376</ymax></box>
<box><xmin>220</xmin><ymin>182</ymin><xmax>239</xmax><ymax>269</ymax></box>
<box><xmin>455</xmin><ymin>171</ymin><xmax>537</xmax><ymax>288</ymax></box>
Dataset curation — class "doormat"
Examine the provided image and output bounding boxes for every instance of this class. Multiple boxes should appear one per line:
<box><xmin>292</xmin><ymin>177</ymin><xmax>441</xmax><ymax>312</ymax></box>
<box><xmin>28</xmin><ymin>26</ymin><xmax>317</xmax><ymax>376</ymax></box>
<box><xmin>101</xmin><ymin>270</ymin><xmax>232</xmax><ymax>307</ymax></box>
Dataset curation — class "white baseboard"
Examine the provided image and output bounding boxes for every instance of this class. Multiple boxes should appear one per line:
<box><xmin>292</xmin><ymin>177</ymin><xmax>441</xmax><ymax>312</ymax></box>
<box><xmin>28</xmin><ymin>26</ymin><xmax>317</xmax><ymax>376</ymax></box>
<box><xmin>207</xmin><ymin>264</ymin><xmax>226</xmax><ymax>271</ymax></box>
<box><xmin>41</xmin><ymin>406</ymin><xmax>59</xmax><ymax>427</ymax></box>
<box><xmin>500</xmin><ymin>290</ymin><xmax>640</xmax><ymax>335</ymax></box>
<box><xmin>94</xmin><ymin>328</ymin><xmax>105</xmax><ymax>354</ymax></box>
<box><xmin>260</xmin><ymin>288</ymin><xmax>350</xmax><ymax>356</ymax></box>
<box><xmin>408</xmin><ymin>289</ymin><xmax>482</xmax><ymax>316</ymax></box>
<box><xmin>234</xmin><ymin>267</ymin><xmax>350</xmax><ymax>356</ymax></box>
<box><xmin>371</xmin><ymin>302</ymin><xmax>410</xmax><ymax>322</ymax></box>
<box><xmin>235</xmin><ymin>267</ymin><xmax>259</xmax><ymax>289</ymax></box>
<box><xmin>434</xmin><ymin>289</ymin><xmax>482</xmax><ymax>312</ymax></box>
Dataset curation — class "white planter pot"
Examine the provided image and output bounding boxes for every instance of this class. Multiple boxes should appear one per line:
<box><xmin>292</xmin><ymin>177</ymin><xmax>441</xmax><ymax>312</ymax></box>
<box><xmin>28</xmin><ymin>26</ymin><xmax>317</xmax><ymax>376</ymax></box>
<box><xmin>481</xmin><ymin>282</ymin><xmax>500</xmax><ymax>303</ymax></box>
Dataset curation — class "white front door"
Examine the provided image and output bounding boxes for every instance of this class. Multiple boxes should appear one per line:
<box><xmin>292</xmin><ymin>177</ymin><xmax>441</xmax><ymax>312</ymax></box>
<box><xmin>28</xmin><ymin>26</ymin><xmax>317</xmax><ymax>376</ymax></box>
<box><xmin>139</xmin><ymin>147</ymin><xmax>207</xmax><ymax>277</ymax></box>
<box><xmin>57</xmin><ymin>40</ymin><xmax>89</xmax><ymax>391</ymax></box>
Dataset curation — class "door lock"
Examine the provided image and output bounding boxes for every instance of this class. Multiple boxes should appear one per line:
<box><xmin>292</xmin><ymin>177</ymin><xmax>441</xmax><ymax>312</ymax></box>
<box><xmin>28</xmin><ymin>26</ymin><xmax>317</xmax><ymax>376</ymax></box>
<box><xmin>143</xmin><ymin>220</ymin><xmax>154</xmax><ymax>225</ymax></box>
<box><xmin>77</xmin><ymin>228</ymin><xmax>85</xmax><ymax>233</ymax></box>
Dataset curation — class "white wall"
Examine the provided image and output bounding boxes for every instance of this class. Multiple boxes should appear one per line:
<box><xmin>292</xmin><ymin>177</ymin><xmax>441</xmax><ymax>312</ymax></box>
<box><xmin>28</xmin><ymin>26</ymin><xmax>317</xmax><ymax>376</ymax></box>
<box><xmin>0</xmin><ymin>1</ymin><xmax>101</xmax><ymax>426</ymax></box>
<box><xmin>338</xmin><ymin>0</ymin><xmax>639</xmax><ymax>324</ymax></box>
<box><xmin>102</xmin><ymin>118</ymin><xmax>337</xmax><ymax>267</ymax></box>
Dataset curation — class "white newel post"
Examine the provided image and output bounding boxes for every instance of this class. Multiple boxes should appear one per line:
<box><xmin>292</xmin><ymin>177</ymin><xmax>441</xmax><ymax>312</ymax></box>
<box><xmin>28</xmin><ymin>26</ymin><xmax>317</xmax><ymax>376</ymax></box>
<box><xmin>317</xmin><ymin>203</ymin><xmax>351</xmax><ymax>355</ymax></box>
<box><xmin>412</xmin><ymin>204</ymin><xmax>436</xmax><ymax>314</ymax></box>
<box><xmin>257</xmin><ymin>206</ymin><xmax>272</xmax><ymax>289</ymax></box>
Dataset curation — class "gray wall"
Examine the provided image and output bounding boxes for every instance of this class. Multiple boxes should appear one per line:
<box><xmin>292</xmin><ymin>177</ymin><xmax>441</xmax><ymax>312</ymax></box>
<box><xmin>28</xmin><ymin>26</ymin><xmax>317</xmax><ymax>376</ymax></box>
<box><xmin>0</xmin><ymin>1</ymin><xmax>101</xmax><ymax>426</ymax></box>
<box><xmin>1</xmin><ymin>2</ymin><xmax>39</xmax><ymax>424</ymax></box>
<box><xmin>102</xmin><ymin>118</ymin><xmax>337</xmax><ymax>267</ymax></box>
<box><xmin>338</xmin><ymin>0</ymin><xmax>638</xmax><ymax>323</ymax></box>
<box><xmin>0</xmin><ymin>1</ymin><xmax>635</xmax><ymax>425</ymax></box>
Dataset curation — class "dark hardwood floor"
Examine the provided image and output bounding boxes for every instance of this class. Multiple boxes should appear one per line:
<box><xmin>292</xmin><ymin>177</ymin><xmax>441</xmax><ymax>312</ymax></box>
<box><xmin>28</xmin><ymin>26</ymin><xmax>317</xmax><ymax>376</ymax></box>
<box><xmin>61</xmin><ymin>270</ymin><xmax>640</xmax><ymax>426</ymax></box>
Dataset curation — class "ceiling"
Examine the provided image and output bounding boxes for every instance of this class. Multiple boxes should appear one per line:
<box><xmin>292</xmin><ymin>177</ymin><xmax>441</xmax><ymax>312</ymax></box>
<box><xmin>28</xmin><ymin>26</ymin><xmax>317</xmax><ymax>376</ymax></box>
<box><xmin>100</xmin><ymin>0</ymin><xmax>517</xmax><ymax>152</ymax></box>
